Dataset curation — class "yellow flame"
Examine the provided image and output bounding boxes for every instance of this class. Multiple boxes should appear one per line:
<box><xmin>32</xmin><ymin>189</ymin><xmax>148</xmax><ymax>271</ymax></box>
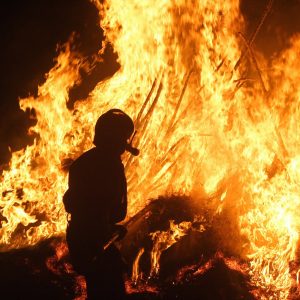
<box><xmin>132</xmin><ymin>247</ymin><xmax>145</xmax><ymax>283</ymax></box>
<box><xmin>0</xmin><ymin>1</ymin><xmax>299</xmax><ymax>298</ymax></box>
<box><xmin>150</xmin><ymin>220</ymin><xmax>194</xmax><ymax>276</ymax></box>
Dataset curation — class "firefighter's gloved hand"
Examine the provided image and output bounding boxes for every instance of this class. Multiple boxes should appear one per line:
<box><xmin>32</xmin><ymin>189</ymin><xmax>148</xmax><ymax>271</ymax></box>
<box><xmin>113</xmin><ymin>224</ymin><xmax>127</xmax><ymax>241</ymax></box>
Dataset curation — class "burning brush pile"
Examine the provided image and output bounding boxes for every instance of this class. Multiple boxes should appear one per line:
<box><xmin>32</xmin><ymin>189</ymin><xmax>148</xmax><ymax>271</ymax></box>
<box><xmin>1</xmin><ymin>0</ymin><xmax>300</xmax><ymax>299</ymax></box>
<box><xmin>0</xmin><ymin>195</ymin><xmax>256</xmax><ymax>299</ymax></box>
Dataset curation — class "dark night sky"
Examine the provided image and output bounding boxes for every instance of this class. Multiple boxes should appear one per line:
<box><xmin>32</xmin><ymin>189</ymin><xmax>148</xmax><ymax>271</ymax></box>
<box><xmin>0</xmin><ymin>0</ymin><xmax>300</xmax><ymax>164</ymax></box>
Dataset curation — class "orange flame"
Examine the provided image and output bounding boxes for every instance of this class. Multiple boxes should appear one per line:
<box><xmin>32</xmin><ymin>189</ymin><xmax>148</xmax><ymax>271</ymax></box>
<box><xmin>131</xmin><ymin>247</ymin><xmax>145</xmax><ymax>283</ymax></box>
<box><xmin>1</xmin><ymin>1</ymin><xmax>300</xmax><ymax>298</ymax></box>
<box><xmin>150</xmin><ymin>220</ymin><xmax>194</xmax><ymax>276</ymax></box>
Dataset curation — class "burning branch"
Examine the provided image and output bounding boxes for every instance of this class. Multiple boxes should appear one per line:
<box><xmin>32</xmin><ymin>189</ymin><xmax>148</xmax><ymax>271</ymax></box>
<box><xmin>134</xmin><ymin>77</ymin><xmax>159</xmax><ymax>128</ymax></box>
<box><xmin>165</xmin><ymin>69</ymin><xmax>194</xmax><ymax>137</ymax></box>
<box><xmin>238</xmin><ymin>32</ymin><xmax>268</xmax><ymax>95</ymax></box>
<box><xmin>234</xmin><ymin>0</ymin><xmax>274</xmax><ymax>71</ymax></box>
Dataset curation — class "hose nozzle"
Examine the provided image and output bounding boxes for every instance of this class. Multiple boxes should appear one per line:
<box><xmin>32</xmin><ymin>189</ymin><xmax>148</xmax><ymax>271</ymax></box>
<box><xmin>125</xmin><ymin>143</ymin><xmax>139</xmax><ymax>156</ymax></box>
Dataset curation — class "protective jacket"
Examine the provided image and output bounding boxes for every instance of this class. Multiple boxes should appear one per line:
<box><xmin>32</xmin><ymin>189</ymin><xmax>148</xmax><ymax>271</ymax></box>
<box><xmin>63</xmin><ymin>146</ymin><xmax>127</xmax><ymax>273</ymax></box>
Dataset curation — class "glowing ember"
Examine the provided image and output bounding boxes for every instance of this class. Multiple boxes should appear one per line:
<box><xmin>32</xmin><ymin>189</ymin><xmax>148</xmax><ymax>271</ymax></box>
<box><xmin>0</xmin><ymin>0</ymin><xmax>300</xmax><ymax>298</ymax></box>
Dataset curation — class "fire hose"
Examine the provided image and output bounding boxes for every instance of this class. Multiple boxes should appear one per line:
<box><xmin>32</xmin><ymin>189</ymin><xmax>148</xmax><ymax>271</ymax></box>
<box><xmin>103</xmin><ymin>203</ymin><xmax>152</xmax><ymax>251</ymax></box>
<box><xmin>103</xmin><ymin>232</ymin><xmax>121</xmax><ymax>250</ymax></box>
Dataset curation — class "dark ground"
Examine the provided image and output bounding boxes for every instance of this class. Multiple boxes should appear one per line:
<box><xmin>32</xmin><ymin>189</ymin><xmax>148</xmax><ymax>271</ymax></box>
<box><xmin>0</xmin><ymin>241</ymin><xmax>254</xmax><ymax>300</ymax></box>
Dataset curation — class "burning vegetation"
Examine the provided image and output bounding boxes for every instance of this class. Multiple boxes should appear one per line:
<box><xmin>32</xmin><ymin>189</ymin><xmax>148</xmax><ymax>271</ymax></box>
<box><xmin>1</xmin><ymin>0</ymin><xmax>300</xmax><ymax>299</ymax></box>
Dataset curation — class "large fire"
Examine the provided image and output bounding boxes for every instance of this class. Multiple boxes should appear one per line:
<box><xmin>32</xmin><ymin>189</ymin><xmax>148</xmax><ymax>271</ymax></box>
<box><xmin>1</xmin><ymin>0</ymin><xmax>300</xmax><ymax>299</ymax></box>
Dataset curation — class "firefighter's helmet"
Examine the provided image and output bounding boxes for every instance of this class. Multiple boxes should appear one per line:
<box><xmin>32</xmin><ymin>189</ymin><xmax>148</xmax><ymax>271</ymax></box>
<box><xmin>93</xmin><ymin>109</ymin><xmax>139</xmax><ymax>155</ymax></box>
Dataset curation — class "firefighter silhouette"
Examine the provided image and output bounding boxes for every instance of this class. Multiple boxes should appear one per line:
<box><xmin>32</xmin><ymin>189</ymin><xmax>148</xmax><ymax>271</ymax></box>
<box><xmin>63</xmin><ymin>109</ymin><xmax>139</xmax><ymax>300</ymax></box>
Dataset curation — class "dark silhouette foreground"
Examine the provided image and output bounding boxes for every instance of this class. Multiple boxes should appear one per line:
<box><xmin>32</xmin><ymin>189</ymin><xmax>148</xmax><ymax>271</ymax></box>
<box><xmin>63</xmin><ymin>109</ymin><xmax>138</xmax><ymax>299</ymax></box>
